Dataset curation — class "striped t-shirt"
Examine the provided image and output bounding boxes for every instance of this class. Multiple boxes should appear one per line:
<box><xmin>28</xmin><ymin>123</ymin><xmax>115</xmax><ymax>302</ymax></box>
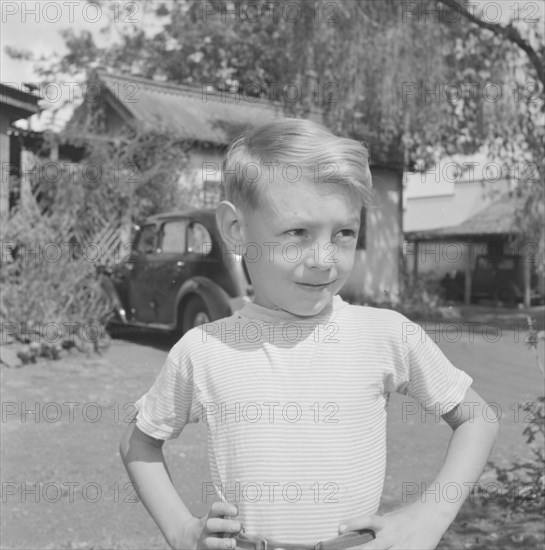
<box><xmin>135</xmin><ymin>295</ymin><xmax>472</xmax><ymax>544</ymax></box>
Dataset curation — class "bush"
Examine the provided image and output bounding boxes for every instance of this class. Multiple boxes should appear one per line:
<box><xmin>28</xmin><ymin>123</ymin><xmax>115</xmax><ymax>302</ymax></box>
<box><xmin>1</xmin><ymin>202</ymin><xmax>112</xmax><ymax>357</ymax></box>
<box><xmin>476</xmin><ymin>317</ymin><xmax>545</xmax><ymax>513</ymax></box>
<box><xmin>396</xmin><ymin>271</ymin><xmax>447</xmax><ymax>320</ymax></box>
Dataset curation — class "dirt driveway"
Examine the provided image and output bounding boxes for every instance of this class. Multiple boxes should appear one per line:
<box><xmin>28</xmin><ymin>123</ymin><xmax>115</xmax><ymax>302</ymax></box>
<box><xmin>1</xmin><ymin>325</ymin><xmax>543</xmax><ymax>549</ymax></box>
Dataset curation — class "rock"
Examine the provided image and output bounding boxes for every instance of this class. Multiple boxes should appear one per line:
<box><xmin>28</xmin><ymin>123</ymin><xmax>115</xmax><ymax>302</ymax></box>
<box><xmin>74</xmin><ymin>334</ymin><xmax>93</xmax><ymax>355</ymax></box>
<box><xmin>29</xmin><ymin>341</ymin><xmax>41</xmax><ymax>354</ymax></box>
<box><xmin>0</xmin><ymin>346</ymin><xmax>23</xmax><ymax>368</ymax></box>
<box><xmin>17</xmin><ymin>344</ymin><xmax>37</xmax><ymax>364</ymax></box>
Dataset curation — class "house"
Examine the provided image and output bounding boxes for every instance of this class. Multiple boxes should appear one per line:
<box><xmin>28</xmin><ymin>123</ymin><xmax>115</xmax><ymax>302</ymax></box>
<box><xmin>0</xmin><ymin>83</ymin><xmax>40</xmax><ymax>223</ymax></box>
<box><xmin>67</xmin><ymin>69</ymin><xmax>405</xmax><ymax>303</ymax></box>
<box><xmin>403</xmin><ymin>158</ymin><xmax>541</xmax><ymax>306</ymax></box>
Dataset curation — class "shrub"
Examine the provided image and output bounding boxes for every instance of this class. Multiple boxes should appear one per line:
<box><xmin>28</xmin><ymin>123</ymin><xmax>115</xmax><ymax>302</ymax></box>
<box><xmin>477</xmin><ymin>316</ymin><xmax>545</xmax><ymax>513</ymax></box>
<box><xmin>1</xmin><ymin>201</ymin><xmax>113</xmax><ymax>355</ymax></box>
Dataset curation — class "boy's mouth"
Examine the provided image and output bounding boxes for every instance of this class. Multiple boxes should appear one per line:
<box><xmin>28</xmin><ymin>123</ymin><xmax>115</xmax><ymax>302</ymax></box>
<box><xmin>297</xmin><ymin>280</ymin><xmax>336</xmax><ymax>290</ymax></box>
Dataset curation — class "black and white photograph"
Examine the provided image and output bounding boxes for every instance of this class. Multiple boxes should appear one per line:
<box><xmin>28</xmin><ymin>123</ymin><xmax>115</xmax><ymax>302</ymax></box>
<box><xmin>1</xmin><ymin>1</ymin><xmax>544</xmax><ymax>548</ymax></box>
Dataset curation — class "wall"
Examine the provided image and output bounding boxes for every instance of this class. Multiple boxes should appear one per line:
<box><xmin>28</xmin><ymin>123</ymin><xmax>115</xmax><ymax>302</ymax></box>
<box><xmin>343</xmin><ymin>167</ymin><xmax>402</xmax><ymax>304</ymax></box>
<box><xmin>0</xmin><ymin>108</ymin><xmax>12</xmax><ymax>224</ymax></box>
<box><xmin>404</xmin><ymin>176</ymin><xmax>511</xmax><ymax>232</ymax></box>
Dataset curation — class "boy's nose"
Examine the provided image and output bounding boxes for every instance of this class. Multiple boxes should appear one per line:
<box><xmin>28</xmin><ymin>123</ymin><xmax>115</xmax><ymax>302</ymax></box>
<box><xmin>303</xmin><ymin>241</ymin><xmax>338</xmax><ymax>270</ymax></box>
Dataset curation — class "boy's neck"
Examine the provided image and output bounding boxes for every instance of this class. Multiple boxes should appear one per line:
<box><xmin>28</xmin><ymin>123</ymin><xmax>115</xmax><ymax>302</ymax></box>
<box><xmin>245</xmin><ymin>296</ymin><xmax>338</xmax><ymax>322</ymax></box>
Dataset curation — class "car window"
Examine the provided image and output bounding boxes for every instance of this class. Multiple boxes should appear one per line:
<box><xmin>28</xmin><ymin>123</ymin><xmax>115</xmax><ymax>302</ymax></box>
<box><xmin>137</xmin><ymin>225</ymin><xmax>157</xmax><ymax>254</ymax></box>
<box><xmin>160</xmin><ymin>221</ymin><xmax>187</xmax><ymax>253</ymax></box>
<box><xmin>188</xmin><ymin>222</ymin><xmax>213</xmax><ymax>255</ymax></box>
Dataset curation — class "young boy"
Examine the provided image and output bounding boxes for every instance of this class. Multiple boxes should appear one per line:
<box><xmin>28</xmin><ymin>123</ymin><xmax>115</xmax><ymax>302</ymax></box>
<box><xmin>120</xmin><ymin>118</ymin><xmax>498</xmax><ymax>550</ymax></box>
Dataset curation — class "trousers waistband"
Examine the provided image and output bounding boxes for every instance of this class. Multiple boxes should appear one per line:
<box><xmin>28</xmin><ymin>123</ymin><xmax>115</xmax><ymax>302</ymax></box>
<box><xmin>233</xmin><ymin>528</ymin><xmax>375</xmax><ymax>550</ymax></box>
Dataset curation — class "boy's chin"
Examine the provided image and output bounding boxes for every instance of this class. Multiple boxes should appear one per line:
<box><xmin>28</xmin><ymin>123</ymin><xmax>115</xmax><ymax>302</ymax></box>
<box><xmin>279</xmin><ymin>296</ymin><xmax>334</xmax><ymax>318</ymax></box>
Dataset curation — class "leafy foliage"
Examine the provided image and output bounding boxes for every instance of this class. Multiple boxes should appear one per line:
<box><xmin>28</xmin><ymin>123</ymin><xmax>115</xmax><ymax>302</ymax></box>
<box><xmin>18</xmin><ymin>0</ymin><xmax>542</xmax><ymax>252</ymax></box>
<box><xmin>0</xmin><ymin>200</ymin><xmax>112</xmax><ymax>350</ymax></box>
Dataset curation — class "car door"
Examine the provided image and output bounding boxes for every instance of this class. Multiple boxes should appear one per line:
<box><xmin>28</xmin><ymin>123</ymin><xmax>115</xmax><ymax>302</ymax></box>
<box><xmin>153</xmin><ymin>219</ymin><xmax>190</xmax><ymax>325</ymax></box>
<box><xmin>153</xmin><ymin>218</ymin><xmax>218</xmax><ymax>325</ymax></box>
<box><xmin>127</xmin><ymin>223</ymin><xmax>160</xmax><ymax>323</ymax></box>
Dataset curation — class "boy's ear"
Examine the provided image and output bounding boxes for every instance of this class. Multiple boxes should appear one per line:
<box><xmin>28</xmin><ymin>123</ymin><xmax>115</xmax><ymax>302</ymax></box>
<box><xmin>215</xmin><ymin>201</ymin><xmax>244</xmax><ymax>249</ymax></box>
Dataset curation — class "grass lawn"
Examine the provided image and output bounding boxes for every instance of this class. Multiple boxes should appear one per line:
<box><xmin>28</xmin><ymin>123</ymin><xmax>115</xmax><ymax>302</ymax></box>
<box><xmin>1</xmin><ymin>325</ymin><xmax>543</xmax><ymax>549</ymax></box>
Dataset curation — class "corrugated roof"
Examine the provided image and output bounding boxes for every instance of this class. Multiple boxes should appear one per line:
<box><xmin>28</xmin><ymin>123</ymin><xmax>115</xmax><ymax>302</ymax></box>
<box><xmin>95</xmin><ymin>70</ymin><xmax>322</xmax><ymax>145</ymax></box>
<box><xmin>405</xmin><ymin>193</ymin><xmax>523</xmax><ymax>241</ymax></box>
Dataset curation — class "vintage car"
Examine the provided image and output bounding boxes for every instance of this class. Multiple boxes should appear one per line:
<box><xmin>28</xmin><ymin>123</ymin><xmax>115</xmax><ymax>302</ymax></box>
<box><xmin>100</xmin><ymin>209</ymin><xmax>252</xmax><ymax>336</ymax></box>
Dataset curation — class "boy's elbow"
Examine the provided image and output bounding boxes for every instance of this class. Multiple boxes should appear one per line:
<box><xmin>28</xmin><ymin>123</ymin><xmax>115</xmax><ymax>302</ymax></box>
<box><xmin>119</xmin><ymin>421</ymin><xmax>165</xmax><ymax>464</ymax></box>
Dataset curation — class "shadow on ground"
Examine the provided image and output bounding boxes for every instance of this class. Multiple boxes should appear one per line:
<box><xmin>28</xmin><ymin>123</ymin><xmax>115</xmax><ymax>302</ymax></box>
<box><xmin>106</xmin><ymin>324</ymin><xmax>178</xmax><ymax>352</ymax></box>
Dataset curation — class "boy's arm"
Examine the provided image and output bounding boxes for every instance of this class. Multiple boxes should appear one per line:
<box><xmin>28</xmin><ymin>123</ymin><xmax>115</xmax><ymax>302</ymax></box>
<box><xmin>119</xmin><ymin>419</ymin><xmax>197</xmax><ymax>548</ymax></box>
<box><xmin>338</xmin><ymin>387</ymin><xmax>498</xmax><ymax>549</ymax></box>
<box><xmin>119</xmin><ymin>420</ymin><xmax>240</xmax><ymax>549</ymax></box>
<box><xmin>420</xmin><ymin>386</ymin><xmax>499</xmax><ymax>524</ymax></box>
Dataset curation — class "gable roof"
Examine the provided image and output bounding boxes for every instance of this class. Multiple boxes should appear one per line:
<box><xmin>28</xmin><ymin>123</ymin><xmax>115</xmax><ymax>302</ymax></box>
<box><xmin>92</xmin><ymin>69</ymin><xmax>323</xmax><ymax>146</ymax></box>
<box><xmin>405</xmin><ymin>193</ymin><xmax>523</xmax><ymax>241</ymax></box>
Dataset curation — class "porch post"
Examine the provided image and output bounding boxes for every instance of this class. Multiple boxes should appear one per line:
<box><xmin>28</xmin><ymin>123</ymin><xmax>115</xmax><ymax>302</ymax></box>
<box><xmin>523</xmin><ymin>251</ymin><xmax>531</xmax><ymax>308</ymax></box>
<box><xmin>413</xmin><ymin>240</ymin><xmax>419</xmax><ymax>284</ymax></box>
<box><xmin>464</xmin><ymin>242</ymin><xmax>473</xmax><ymax>305</ymax></box>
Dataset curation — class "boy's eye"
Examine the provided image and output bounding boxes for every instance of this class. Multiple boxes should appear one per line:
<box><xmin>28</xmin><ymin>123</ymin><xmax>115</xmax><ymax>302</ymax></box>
<box><xmin>338</xmin><ymin>229</ymin><xmax>357</xmax><ymax>238</ymax></box>
<box><xmin>285</xmin><ymin>229</ymin><xmax>306</xmax><ymax>237</ymax></box>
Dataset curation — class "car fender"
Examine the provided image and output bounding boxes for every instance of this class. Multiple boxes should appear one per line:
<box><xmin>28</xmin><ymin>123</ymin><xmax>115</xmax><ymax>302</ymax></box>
<box><xmin>99</xmin><ymin>273</ymin><xmax>128</xmax><ymax>323</ymax></box>
<box><xmin>174</xmin><ymin>277</ymin><xmax>232</xmax><ymax>326</ymax></box>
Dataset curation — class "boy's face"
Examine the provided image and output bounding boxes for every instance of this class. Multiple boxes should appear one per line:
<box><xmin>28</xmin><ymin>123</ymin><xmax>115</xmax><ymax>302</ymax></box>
<box><xmin>236</xmin><ymin>176</ymin><xmax>362</xmax><ymax>317</ymax></box>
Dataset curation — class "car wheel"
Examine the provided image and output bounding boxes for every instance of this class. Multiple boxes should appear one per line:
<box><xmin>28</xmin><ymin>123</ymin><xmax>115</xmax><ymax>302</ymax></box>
<box><xmin>495</xmin><ymin>285</ymin><xmax>516</xmax><ymax>306</ymax></box>
<box><xmin>181</xmin><ymin>296</ymin><xmax>211</xmax><ymax>334</ymax></box>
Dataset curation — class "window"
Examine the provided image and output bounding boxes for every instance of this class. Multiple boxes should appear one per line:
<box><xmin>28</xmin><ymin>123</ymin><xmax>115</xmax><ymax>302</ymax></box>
<box><xmin>356</xmin><ymin>207</ymin><xmax>366</xmax><ymax>249</ymax></box>
<box><xmin>188</xmin><ymin>222</ymin><xmax>212</xmax><ymax>256</ymax></box>
<box><xmin>137</xmin><ymin>225</ymin><xmax>157</xmax><ymax>254</ymax></box>
<box><xmin>160</xmin><ymin>221</ymin><xmax>186</xmax><ymax>254</ymax></box>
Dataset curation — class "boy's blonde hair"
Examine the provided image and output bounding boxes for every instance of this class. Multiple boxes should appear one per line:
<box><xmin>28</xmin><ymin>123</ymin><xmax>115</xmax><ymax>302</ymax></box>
<box><xmin>222</xmin><ymin>118</ymin><xmax>373</xmax><ymax>211</ymax></box>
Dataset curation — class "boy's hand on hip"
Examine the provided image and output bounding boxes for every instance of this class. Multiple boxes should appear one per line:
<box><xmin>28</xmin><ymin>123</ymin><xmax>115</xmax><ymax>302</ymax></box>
<box><xmin>338</xmin><ymin>503</ymin><xmax>446</xmax><ymax>549</ymax></box>
<box><xmin>176</xmin><ymin>501</ymin><xmax>241</xmax><ymax>550</ymax></box>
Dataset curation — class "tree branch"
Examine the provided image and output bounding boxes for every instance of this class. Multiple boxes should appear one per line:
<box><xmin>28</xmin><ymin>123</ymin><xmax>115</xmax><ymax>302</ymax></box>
<box><xmin>436</xmin><ymin>0</ymin><xmax>545</xmax><ymax>88</ymax></box>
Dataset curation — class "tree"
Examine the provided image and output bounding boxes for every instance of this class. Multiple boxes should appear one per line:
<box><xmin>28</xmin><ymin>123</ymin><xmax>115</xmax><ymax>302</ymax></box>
<box><xmin>434</xmin><ymin>0</ymin><xmax>544</xmax><ymax>277</ymax></box>
<box><xmin>9</xmin><ymin>0</ymin><xmax>544</xmax><ymax>261</ymax></box>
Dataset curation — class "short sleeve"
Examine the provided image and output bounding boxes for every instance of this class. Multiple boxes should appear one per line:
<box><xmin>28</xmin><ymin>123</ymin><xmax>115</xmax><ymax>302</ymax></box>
<box><xmin>134</xmin><ymin>342</ymin><xmax>200</xmax><ymax>440</ymax></box>
<box><xmin>385</xmin><ymin>314</ymin><xmax>473</xmax><ymax>416</ymax></box>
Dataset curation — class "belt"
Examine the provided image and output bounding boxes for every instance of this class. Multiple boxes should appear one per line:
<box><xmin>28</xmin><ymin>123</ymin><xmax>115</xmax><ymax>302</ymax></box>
<box><xmin>233</xmin><ymin>529</ymin><xmax>375</xmax><ymax>550</ymax></box>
